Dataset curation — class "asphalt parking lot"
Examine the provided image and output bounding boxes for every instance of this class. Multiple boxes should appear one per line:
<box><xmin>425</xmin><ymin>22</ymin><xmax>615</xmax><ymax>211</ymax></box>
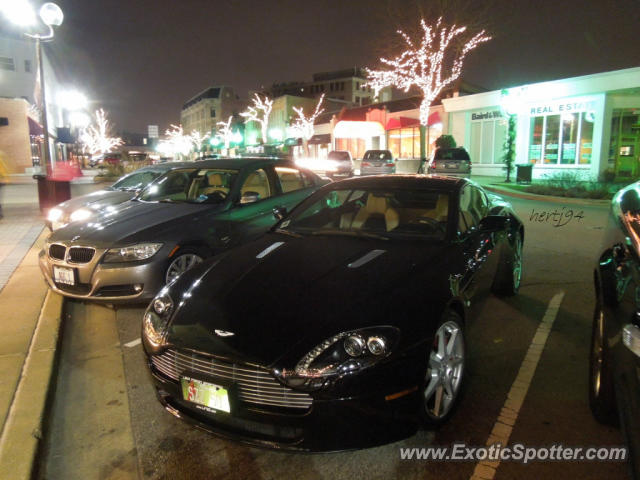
<box><xmin>37</xmin><ymin>194</ymin><xmax>632</xmax><ymax>479</ymax></box>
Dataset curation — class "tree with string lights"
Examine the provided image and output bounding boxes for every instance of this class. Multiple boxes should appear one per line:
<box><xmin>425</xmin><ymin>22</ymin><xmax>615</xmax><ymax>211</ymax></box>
<box><xmin>79</xmin><ymin>109</ymin><xmax>123</xmax><ymax>157</ymax></box>
<box><xmin>366</xmin><ymin>17</ymin><xmax>490</xmax><ymax>165</ymax></box>
<box><xmin>289</xmin><ymin>94</ymin><xmax>325</xmax><ymax>156</ymax></box>
<box><xmin>216</xmin><ymin>116</ymin><xmax>235</xmax><ymax>151</ymax></box>
<box><xmin>189</xmin><ymin>130</ymin><xmax>210</xmax><ymax>157</ymax></box>
<box><xmin>240</xmin><ymin>94</ymin><xmax>273</xmax><ymax>144</ymax></box>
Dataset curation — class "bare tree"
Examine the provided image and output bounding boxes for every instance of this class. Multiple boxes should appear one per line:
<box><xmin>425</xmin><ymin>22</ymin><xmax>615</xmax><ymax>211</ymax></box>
<box><xmin>79</xmin><ymin>109</ymin><xmax>123</xmax><ymax>157</ymax></box>
<box><xmin>289</xmin><ymin>94</ymin><xmax>325</xmax><ymax>157</ymax></box>
<box><xmin>240</xmin><ymin>94</ymin><xmax>273</xmax><ymax>144</ymax></box>
<box><xmin>366</xmin><ymin>17</ymin><xmax>490</xmax><ymax>162</ymax></box>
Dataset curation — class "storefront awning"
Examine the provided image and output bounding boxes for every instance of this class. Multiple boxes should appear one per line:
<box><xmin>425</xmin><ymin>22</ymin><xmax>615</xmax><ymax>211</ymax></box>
<box><xmin>28</xmin><ymin>117</ymin><xmax>43</xmax><ymax>136</ymax></box>
<box><xmin>427</xmin><ymin>111</ymin><xmax>441</xmax><ymax>126</ymax></box>
<box><xmin>334</xmin><ymin>121</ymin><xmax>385</xmax><ymax>139</ymax></box>
<box><xmin>386</xmin><ymin>116</ymin><xmax>420</xmax><ymax>130</ymax></box>
<box><xmin>308</xmin><ymin>133</ymin><xmax>331</xmax><ymax>145</ymax></box>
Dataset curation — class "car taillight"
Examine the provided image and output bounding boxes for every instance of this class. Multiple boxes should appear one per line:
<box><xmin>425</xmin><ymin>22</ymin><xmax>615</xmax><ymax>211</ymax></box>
<box><xmin>385</xmin><ymin>162</ymin><xmax>394</xmax><ymax>166</ymax></box>
<box><xmin>362</xmin><ymin>161</ymin><xmax>371</xmax><ymax>166</ymax></box>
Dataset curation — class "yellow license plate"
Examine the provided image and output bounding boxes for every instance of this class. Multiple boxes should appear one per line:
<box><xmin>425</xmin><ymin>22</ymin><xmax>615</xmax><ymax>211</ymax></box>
<box><xmin>180</xmin><ymin>376</ymin><xmax>230</xmax><ymax>413</ymax></box>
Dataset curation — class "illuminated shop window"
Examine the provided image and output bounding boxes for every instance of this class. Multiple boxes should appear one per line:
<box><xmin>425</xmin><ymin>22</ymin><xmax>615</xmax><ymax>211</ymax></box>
<box><xmin>469</xmin><ymin>118</ymin><xmax>506</xmax><ymax>164</ymax></box>
<box><xmin>387</xmin><ymin>127</ymin><xmax>421</xmax><ymax>159</ymax></box>
<box><xmin>529</xmin><ymin>112</ymin><xmax>593</xmax><ymax>165</ymax></box>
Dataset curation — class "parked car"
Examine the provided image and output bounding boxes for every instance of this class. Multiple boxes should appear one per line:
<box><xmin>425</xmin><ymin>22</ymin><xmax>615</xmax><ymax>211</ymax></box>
<box><xmin>89</xmin><ymin>153</ymin><xmax>122</xmax><ymax>168</ymax></box>
<box><xmin>590</xmin><ymin>181</ymin><xmax>640</xmax><ymax>479</ymax></box>
<box><xmin>427</xmin><ymin>147</ymin><xmax>472</xmax><ymax>177</ymax></box>
<box><xmin>360</xmin><ymin>149</ymin><xmax>396</xmax><ymax>175</ymax></box>
<box><xmin>46</xmin><ymin>163</ymin><xmax>191</xmax><ymax>231</ymax></box>
<box><xmin>325</xmin><ymin>150</ymin><xmax>354</xmax><ymax>178</ymax></box>
<box><xmin>143</xmin><ymin>175</ymin><xmax>524</xmax><ymax>451</ymax></box>
<box><xmin>39</xmin><ymin>158</ymin><xmax>325</xmax><ymax>303</ymax></box>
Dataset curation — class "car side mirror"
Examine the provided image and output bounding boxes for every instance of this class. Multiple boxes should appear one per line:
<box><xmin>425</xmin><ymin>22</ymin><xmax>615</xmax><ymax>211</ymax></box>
<box><xmin>479</xmin><ymin>215</ymin><xmax>510</xmax><ymax>232</ymax></box>
<box><xmin>273</xmin><ymin>206</ymin><xmax>287</xmax><ymax>220</ymax></box>
<box><xmin>240</xmin><ymin>191</ymin><xmax>260</xmax><ymax>204</ymax></box>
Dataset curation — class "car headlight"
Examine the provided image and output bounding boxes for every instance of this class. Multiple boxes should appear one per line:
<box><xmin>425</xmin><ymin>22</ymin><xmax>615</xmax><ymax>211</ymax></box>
<box><xmin>103</xmin><ymin>243</ymin><xmax>163</xmax><ymax>263</ymax></box>
<box><xmin>47</xmin><ymin>208</ymin><xmax>64</xmax><ymax>223</ymax></box>
<box><xmin>274</xmin><ymin>326</ymin><xmax>399</xmax><ymax>391</ymax></box>
<box><xmin>143</xmin><ymin>291</ymin><xmax>173</xmax><ymax>347</ymax></box>
<box><xmin>70</xmin><ymin>208</ymin><xmax>92</xmax><ymax>223</ymax></box>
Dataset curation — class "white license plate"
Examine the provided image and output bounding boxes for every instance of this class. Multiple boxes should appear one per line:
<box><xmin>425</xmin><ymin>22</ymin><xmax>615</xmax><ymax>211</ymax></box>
<box><xmin>53</xmin><ymin>266</ymin><xmax>75</xmax><ymax>285</ymax></box>
<box><xmin>446</xmin><ymin>163</ymin><xmax>459</xmax><ymax>169</ymax></box>
<box><xmin>181</xmin><ymin>376</ymin><xmax>230</xmax><ymax>413</ymax></box>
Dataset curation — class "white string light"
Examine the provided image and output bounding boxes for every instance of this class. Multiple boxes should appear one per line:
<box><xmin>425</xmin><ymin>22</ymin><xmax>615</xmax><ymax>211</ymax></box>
<box><xmin>79</xmin><ymin>108</ymin><xmax>123</xmax><ymax>156</ymax></box>
<box><xmin>366</xmin><ymin>17</ymin><xmax>491</xmax><ymax>126</ymax></box>
<box><xmin>240</xmin><ymin>94</ymin><xmax>273</xmax><ymax>144</ymax></box>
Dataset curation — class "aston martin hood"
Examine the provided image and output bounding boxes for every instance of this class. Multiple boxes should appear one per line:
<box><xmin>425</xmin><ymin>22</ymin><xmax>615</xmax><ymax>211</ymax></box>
<box><xmin>165</xmin><ymin>233</ymin><xmax>446</xmax><ymax>366</ymax></box>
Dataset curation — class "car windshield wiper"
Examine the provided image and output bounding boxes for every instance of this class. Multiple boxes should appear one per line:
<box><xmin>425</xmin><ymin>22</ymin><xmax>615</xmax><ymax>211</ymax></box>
<box><xmin>274</xmin><ymin>228</ymin><xmax>304</xmax><ymax>238</ymax></box>
<box><xmin>310</xmin><ymin>229</ymin><xmax>388</xmax><ymax>241</ymax></box>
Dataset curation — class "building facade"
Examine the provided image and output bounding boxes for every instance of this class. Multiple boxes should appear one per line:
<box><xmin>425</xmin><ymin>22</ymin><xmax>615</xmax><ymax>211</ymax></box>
<box><xmin>442</xmin><ymin>67</ymin><xmax>640</xmax><ymax>181</ymax></box>
<box><xmin>180</xmin><ymin>86</ymin><xmax>243</xmax><ymax>137</ymax></box>
<box><xmin>263</xmin><ymin>68</ymin><xmax>392</xmax><ymax>108</ymax></box>
<box><xmin>0</xmin><ymin>33</ymin><xmax>65</xmax><ymax>173</ymax></box>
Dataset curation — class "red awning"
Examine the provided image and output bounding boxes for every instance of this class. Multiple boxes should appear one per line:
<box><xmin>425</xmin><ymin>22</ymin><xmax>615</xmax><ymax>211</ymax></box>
<box><xmin>28</xmin><ymin>117</ymin><xmax>43</xmax><ymax>136</ymax></box>
<box><xmin>427</xmin><ymin>111</ymin><xmax>441</xmax><ymax>126</ymax></box>
<box><xmin>385</xmin><ymin>116</ymin><xmax>420</xmax><ymax>130</ymax></box>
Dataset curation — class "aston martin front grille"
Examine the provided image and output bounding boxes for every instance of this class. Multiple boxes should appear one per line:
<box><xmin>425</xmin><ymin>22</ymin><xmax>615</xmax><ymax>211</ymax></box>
<box><xmin>68</xmin><ymin>247</ymin><xmax>95</xmax><ymax>263</ymax></box>
<box><xmin>151</xmin><ymin>349</ymin><xmax>313</xmax><ymax>410</ymax></box>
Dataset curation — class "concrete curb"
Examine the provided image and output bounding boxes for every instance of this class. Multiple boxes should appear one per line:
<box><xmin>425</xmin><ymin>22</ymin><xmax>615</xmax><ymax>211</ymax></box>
<box><xmin>484</xmin><ymin>185</ymin><xmax>612</xmax><ymax>206</ymax></box>
<box><xmin>0</xmin><ymin>291</ymin><xmax>64</xmax><ymax>479</ymax></box>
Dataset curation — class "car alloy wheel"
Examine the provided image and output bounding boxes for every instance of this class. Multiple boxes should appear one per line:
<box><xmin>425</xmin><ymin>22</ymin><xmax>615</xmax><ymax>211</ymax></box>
<box><xmin>165</xmin><ymin>252</ymin><xmax>203</xmax><ymax>284</ymax></box>
<box><xmin>512</xmin><ymin>233</ymin><xmax>523</xmax><ymax>291</ymax></box>
<box><xmin>588</xmin><ymin>299</ymin><xmax>617</xmax><ymax>424</ymax></box>
<box><xmin>423</xmin><ymin>316</ymin><xmax>465</xmax><ymax>422</ymax></box>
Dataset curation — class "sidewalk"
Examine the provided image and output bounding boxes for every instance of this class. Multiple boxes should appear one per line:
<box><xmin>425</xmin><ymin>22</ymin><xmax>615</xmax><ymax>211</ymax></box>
<box><xmin>0</xmin><ymin>199</ymin><xmax>63</xmax><ymax>479</ymax></box>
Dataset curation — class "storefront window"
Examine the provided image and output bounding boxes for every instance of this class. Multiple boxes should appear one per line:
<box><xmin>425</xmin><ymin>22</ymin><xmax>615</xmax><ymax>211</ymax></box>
<box><xmin>560</xmin><ymin>113</ymin><xmax>578</xmax><ymax>164</ymax></box>
<box><xmin>387</xmin><ymin>127</ymin><xmax>421</xmax><ymax>159</ymax></box>
<box><xmin>529</xmin><ymin>111</ymin><xmax>592</xmax><ymax>165</ymax></box>
<box><xmin>529</xmin><ymin>117</ymin><xmax>543</xmax><ymax>163</ymax></box>
<box><xmin>579</xmin><ymin>113</ymin><xmax>594</xmax><ymax>165</ymax></box>
<box><xmin>470</xmin><ymin>117</ymin><xmax>506</xmax><ymax>164</ymax></box>
<box><xmin>543</xmin><ymin>115</ymin><xmax>560</xmax><ymax>164</ymax></box>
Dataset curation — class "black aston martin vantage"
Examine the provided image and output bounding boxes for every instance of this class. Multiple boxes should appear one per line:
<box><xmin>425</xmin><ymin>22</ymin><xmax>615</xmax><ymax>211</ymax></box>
<box><xmin>143</xmin><ymin>175</ymin><xmax>524</xmax><ymax>451</ymax></box>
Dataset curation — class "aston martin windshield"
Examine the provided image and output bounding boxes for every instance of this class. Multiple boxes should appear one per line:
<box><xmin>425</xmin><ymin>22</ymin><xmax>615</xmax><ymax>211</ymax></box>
<box><xmin>138</xmin><ymin>168</ymin><xmax>238</xmax><ymax>204</ymax></box>
<box><xmin>281</xmin><ymin>188</ymin><xmax>450</xmax><ymax>240</ymax></box>
<box><xmin>110</xmin><ymin>170</ymin><xmax>163</xmax><ymax>191</ymax></box>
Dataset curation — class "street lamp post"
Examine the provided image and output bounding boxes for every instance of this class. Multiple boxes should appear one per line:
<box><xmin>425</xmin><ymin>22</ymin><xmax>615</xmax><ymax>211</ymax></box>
<box><xmin>24</xmin><ymin>3</ymin><xmax>64</xmax><ymax>173</ymax></box>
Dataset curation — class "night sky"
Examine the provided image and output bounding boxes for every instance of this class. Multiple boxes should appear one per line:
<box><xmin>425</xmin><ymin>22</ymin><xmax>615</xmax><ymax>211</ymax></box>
<box><xmin>41</xmin><ymin>0</ymin><xmax>640</xmax><ymax>133</ymax></box>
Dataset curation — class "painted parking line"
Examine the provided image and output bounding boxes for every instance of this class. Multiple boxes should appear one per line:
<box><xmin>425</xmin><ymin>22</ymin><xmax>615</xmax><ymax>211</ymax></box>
<box><xmin>124</xmin><ymin>338</ymin><xmax>142</xmax><ymax>348</ymax></box>
<box><xmin>470</xmin><ymin>291</ymin><xmax>565</xmax><ymax>480</ymax></box>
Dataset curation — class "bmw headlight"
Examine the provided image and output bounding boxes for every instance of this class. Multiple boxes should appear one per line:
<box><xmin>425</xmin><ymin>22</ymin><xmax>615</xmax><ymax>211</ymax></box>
<box><xmin>143</xmin><ymin>291</ymin><xmax>173</xmax><ymax>347</ymax></box>
<box><xmin>275</xmin><ymin>326</ymin><xmax>399</xmax><ymax>391</ymax></box>
<box><xmin>103</xmin><ymin>243</ymin><xmax>163</xmax><ymax>263</ymax></box>
<box><xmin>70</xmin><ymin>208</ymin><xmax>93</xmax><ymax>223</ymax></box>
<box><xmin>47</xmin><ymin>207</ymin><xmax>64</xmax><ymax>223</ymax></box>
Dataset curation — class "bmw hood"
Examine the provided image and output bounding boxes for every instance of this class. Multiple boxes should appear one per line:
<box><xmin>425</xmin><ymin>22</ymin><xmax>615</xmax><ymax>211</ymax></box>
<box><xmin>48</xmin><ymin>200</ymin><xmax>221</xmax><ymax>246</ymax></box>
<box><xmin>165</xmin><ymin>233</ymin><xmax>448</xmax><ymax>366</ymax></box>
<box><xmin>57</xmin><ymin>189</ymin><xmax>134</xmax><ymax>212</ymax></box>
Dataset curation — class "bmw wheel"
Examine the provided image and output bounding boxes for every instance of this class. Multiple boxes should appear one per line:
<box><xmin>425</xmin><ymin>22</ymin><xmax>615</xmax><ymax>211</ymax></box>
<box><xmin>422</xmin><ymin>311</ymin><xmax>465</xmax><ymax>425</ymax></box>
<box><xmin>165</xmin><ymin>248</ymin><xmax>204</xmax><ymax>284</ymax></box>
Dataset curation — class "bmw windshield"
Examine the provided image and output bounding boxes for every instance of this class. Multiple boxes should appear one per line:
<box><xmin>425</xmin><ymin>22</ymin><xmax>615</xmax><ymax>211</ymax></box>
<box><xmin>110</xmin><ymin>170</ymin><xmax>163</xmax><ymax>191</ymax></box>
<box><xmin>278</xmin><ymin>187</ymin><xmax>450</xmax><ymax>240</ymax></box>
<box><xmin>138</xmin><ymin>168</ymin><xmax>239</xmax><ymax>204</ymax></box>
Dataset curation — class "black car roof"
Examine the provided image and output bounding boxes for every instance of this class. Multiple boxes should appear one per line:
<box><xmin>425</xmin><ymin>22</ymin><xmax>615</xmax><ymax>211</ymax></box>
<box><xmin>323</xmin><ymin>174</ymin><xmax>468</xmax><ymax>192</ymax></box>
<box><xmin>182</xmin><ymin>157</ymin><xmax>296</xmax><ymax>170</ymax></box>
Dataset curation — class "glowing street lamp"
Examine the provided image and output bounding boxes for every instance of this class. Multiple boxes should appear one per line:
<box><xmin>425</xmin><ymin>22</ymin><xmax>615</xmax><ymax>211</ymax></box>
<box><xmin>2</xmin><ymin>1</ymin><xmax>64</xmax><ymax>173</ymax></box>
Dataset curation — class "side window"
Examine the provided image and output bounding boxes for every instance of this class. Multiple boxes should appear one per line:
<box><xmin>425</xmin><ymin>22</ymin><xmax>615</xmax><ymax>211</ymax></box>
<box><xmin>240</xmin><ymin>168</ymin><xmax>272</xmax><ymax>201</ymax></box>
<box><xmin>275</xmin><ymin>167</ymin><xmax>306</xmax><ymax>194</ymax></box>
<box><xmin>458</xmin><ymin>186</ymin><xmax>478</xmax><ymax>234</ymax></box>
<box><xmin>476</xmin><ymin>188</ymin><xmax>489</xmax><ymax>219</ymax></box>
<box><xmin>301</xmin><ymin>170</ymin><xmax>317</xmax><ymax>188</ymax></box>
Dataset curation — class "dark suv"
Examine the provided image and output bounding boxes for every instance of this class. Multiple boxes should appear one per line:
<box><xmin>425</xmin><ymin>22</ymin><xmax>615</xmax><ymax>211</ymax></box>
<box><xmin>428</xmin><ymin>147</ymin><xmax>472</xmax><ymax>177</ymax></box>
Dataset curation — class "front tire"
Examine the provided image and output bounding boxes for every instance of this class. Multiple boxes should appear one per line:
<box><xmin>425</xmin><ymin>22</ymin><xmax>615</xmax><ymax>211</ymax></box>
<box><xmin>589</xmin><ymin>298</ymin><xmax>617</xmax><ymax>425</ymax></box>
<box><xmin>421</xmin><ymin>310</ymin><xmax>466</xmax><ymax>426</ymax></box>
<box><xmin>165</xmin><ymin>247</ymin><xmax>205</xmax><ymax>284</ymax></box>
<box><xmin>492</xmin><ymin>230</ymin><xmax>522</xmax><ymax>296</ymax></box>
